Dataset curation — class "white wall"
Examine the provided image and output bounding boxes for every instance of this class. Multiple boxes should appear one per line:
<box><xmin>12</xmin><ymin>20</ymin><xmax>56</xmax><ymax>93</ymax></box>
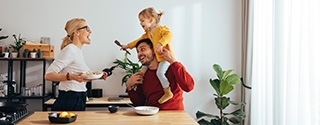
<box><xmin>0</xmin><ymin>0</ymin><xmax>242</xmax><ymax>119</ymax></box>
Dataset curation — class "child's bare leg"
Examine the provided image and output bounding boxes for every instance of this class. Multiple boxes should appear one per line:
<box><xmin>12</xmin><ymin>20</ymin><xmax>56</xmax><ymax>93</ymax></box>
<box><xmin>157</xmin><ymin>61</ymin><xmax>173</xmax><ymax>104</ymax></box>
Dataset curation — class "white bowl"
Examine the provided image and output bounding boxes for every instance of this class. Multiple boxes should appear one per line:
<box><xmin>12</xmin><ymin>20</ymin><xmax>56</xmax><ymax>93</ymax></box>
<box><xmin>134</xmin><ymin>106</ymin><xmax>159</xmax><ymax>115</ymax></box>
<box><xmin>83</xmin><ymin>71</ymin><xmax>103</xmax><ymax>80</ymax></box>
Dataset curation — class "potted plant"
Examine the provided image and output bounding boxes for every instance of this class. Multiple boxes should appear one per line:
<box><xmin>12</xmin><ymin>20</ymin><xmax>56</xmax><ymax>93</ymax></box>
<box><xmin>30</xmin><ymin>48</ymin><xmax>37</xmax><ymax>58</ymax></box>
<box><xmin>112</xmin><ymin>53</ymin><xmax>142</xmax><ymax>86</ymax></box>
<box><xmin>10</xmin><ymin>34</ymin><xmax>26</xmax><ymax>57</ymax></box>
<box><xmin>23</xmin><ymin>49</ymin><xmax>29</xmax><ymax>58</ymax></box>
<box><xmin>10</xmin><ymin>47</ymin><xmax>18</xmax><ymax>58</ymax></box>
<box><xmin>196</xmin><ymin>64</ymin><xmax>246</xmax><ymax>125</ymax></box>
<box><xmin>37</xmin><ymin>48</ymin><xmax>42</xmax><ymax>58</ymax></box>
<box><xmin>0</xmin><ymin>28</ymin><xmax>9</xmax><ymax>41</ymax></box>
<box><xmin>0</xmin><ymin>28</ymin><xmax>8</xmax><ymax>56</ymax></box>
<box><xmin>3</xmin><ymin>47</ymin><xmax>9</xmax><ymax>58</ymax></box>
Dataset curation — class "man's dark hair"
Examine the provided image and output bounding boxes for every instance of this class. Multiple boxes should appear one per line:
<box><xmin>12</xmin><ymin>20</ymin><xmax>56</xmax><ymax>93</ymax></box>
<box><xmin>136</xmin><ymin>38</ymin><xmax>153</xmax><ymax>49</ymax></box>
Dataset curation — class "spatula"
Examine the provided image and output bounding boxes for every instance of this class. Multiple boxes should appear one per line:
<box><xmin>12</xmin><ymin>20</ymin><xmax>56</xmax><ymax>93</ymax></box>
<box><xmin>114</xmin><ymin>40</ymin><xmax>131</xmax><ymax>55</ymax></box>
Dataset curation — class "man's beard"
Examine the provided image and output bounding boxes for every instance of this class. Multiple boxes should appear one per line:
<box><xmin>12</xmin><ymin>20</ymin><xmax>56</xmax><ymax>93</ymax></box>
<box><xmin>141</xmin><ymin>54</ymin><xmax>155</xmax><ymax>66</ymax></box>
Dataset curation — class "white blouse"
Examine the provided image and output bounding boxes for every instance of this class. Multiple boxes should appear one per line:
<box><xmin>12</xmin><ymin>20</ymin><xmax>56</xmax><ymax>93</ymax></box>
<box><xmin>46</xmin><ymin>44</ymin><xmax>90</xmax><ymax>92</ymax></box>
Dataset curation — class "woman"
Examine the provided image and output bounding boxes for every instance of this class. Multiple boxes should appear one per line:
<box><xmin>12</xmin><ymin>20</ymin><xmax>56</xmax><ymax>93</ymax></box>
<box><xmin>45</xmin><ymin>18</ymin><xmax>107</xmax><ymax>111</ymax></box>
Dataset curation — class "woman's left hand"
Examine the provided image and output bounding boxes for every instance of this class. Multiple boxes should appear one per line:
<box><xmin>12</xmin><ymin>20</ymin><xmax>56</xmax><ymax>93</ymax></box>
<box><xmin>100</xmin><ymin>72</ymin><xmax>108</xmax><ymax>80</ymax></box>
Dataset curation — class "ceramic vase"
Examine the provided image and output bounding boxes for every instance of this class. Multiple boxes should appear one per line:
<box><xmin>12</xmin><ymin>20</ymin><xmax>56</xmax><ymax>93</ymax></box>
<box><xmin>11</xmin><ymin>52</ymin><xmax>18</xmax><ymax>58</ymax></box>
<box><xmin>30</xmin><ymin>52</ymin><xmax>36</xmax><ymax>58</ymax></box>
<box><xmin>4</xmin><ymin>52</ymin><xmax>9</xmax><ymax>58</ymax></box>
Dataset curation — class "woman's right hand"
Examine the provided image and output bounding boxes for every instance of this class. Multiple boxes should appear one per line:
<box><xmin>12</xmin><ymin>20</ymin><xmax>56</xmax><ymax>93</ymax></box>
<box><xmin>71</xmin><ymin>72</ymin><xmax>88</xmax><ymax>83</ymax></box>
<box><xmin>125</xmin><ymin>72</ymin><xmax>144</xmax><ymax>91</ymax></box>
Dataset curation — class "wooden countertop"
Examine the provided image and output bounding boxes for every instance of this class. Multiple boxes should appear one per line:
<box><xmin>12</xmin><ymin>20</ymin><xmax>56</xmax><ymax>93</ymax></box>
<box><xmin>18</xmin><ymin>108</ymin><xmax>198</xmax><ymax>125</ymax></box>
<box><xmin>44</xmin><ymin>96</ymin><xmax>132</xmax><ymax>105</ymax></box>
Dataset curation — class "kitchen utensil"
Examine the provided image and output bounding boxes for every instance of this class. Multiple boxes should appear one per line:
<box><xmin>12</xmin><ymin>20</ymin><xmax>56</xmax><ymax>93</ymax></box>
<box><xmin>126</xmin><ymin>103</ymin><xmax>135</xmax><ymax>109</ymax></box>
<box><xmin>0</xmin><ymin>102</ymin><xmax>28</xmax><ymax>112</ymax></box>
<box><xmin>114</xmin><ymin>40</ymin><xmax>131</xmax><ymax>55</ymax></box>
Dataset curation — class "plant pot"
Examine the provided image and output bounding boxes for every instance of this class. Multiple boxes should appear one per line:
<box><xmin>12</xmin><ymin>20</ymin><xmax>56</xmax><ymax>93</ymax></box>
<box><xmin>30</xmin><ymin>52</ymin><xmax>36</xmax><ymax>58</ymax></box>
<box><xmin>11</xmin><ymin>52</ymin><xmax>18</xmax><ymax>58</ymax></box>
<box><xmin>23</xmin><ymin>52</ymin><xmax>29</xmax><ymax>58</ymax></box>
<box><xmin>38</xmin><ymin>52</ymin><xmax>42</xmax><ymax>58</ymax></box>
<box><xmin>4</xmin><ymin>52</ymin><xmax>9</xmax><ymax>58</ymax></box>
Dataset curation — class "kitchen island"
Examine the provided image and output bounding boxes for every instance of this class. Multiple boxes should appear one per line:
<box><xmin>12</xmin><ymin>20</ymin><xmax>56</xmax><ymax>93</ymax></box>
<box><xmin>18</xmin><ymin>108</ymin><xmax>198</xmax><ymax>125</ymax></box>
<box><xmin>43</xmin><ymin>96</ymin><xmax>132</xmax><ymax>111</ymax></box>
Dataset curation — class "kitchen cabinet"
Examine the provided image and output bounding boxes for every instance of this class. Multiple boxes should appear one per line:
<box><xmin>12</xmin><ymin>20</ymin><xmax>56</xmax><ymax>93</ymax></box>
<box><xmin>0</xmin><ymin>57</ymin><xmax>54</xmax><ymax>111</ymax></box>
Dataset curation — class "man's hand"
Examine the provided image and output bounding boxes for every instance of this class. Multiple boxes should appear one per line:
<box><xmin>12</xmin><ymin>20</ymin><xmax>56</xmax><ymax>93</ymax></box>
<box><xmin>125</xmin><ymin>72</ymin><xmax>144</xmax><ymax>91</ymax></box>
<box><xmin>159</xmin><ymin>48</ymin><xmax>176</xmax><ymax>64</ymax></box>
<box><xmin>156</xmin><ymin>43</ymin><xmax>163</xmax><ymax>54</ymax></box>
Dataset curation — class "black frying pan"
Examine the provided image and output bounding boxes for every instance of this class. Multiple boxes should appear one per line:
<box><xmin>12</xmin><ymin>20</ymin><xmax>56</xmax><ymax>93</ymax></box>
<box><xmin>0</xmin><ymin>102</ymin><xmax>28</xmax><ymax>112</ymax></box>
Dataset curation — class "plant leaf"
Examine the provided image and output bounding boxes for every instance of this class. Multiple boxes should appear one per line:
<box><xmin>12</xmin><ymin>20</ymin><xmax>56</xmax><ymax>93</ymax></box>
<box><xmin>220</xmin><ymin>81</ymin><xmax>234</xmax><ymax>95</ymax></box>
<box><xmin>222</xmin><ymin>69</ymin><xmax>233</xmax><ymax>80</ymax></box>
<box><xmin>230</xmin><ymin>109</ymin><xmax>246</xmax><ymax>120</ymax></box>
<box><xmin>228</xmin><ymin>117</ymin><xmax>240</xmax><ymax>124</ymax></box>
<box><xmin>0</xmin><ymin>36</ymin><xmax>8</xmax><ymax>40</ymax></box>
<box><xmin>213</xmin><ymin>64</ymin><xmax>223</xmax><ymax>80</ymax></box>
<box><xmin>197</xmin><ymin>119</ymin><xmax>214</xmax><ymax>125</ymax></box>
<box><xmin>210</xmin><ymin>79</ymin><xmax>220</xmax><ymax>94</ymax></box>
<box><xmin>229</xmin><ymin>100</ymin><xmax>246</xmax><ymax>106</ymax></box>
<box><xmin>196</xmin><ymin>111</ymin><xmax>219</xmax><ymax>119</ymax></box>
<box><xmin>121</xmin><ymin>74</ymin><xmax>131</xmax><ymax>86</ymax></box>
<box><xmin>210</xmin><ymin>119</ymin><xmax>222</xmax><ymax>125</ymax></box>
<box><xmin>226</xmin><ymin>74</ymin><xmax>241</xmax><ymax>85</ymax></box>
<box><xmin>215</xmin><ymin>97</ymin><xmax>230</xmax><ymax>109</ymax></box>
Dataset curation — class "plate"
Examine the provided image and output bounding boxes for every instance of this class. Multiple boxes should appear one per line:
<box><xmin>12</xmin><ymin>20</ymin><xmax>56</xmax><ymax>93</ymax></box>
<box><xmin>83</xmin><ymin>71</ymin><xmax>103</xmax><ymax>80</ymax></box>
<box><xmin>134</xmin><ymin>106</ymin><xmax>159</xmax><ymax>115</ymax></box>
<box><xmin>48</xmin><ymin>113</ymin><xmax>77</xmax><ymax>123</ymax></box>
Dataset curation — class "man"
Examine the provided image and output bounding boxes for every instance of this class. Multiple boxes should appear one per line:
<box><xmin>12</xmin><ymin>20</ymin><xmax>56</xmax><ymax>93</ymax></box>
<box><xmin>125</xmin><ymin>38</ymin><xmax>194</xmax><ymax>110</ymax></box>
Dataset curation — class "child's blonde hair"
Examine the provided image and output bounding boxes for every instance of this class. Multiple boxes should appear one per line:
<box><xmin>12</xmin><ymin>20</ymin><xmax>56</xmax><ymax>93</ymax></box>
<box><xmin>139</xmin><ymin>7</ymin><xmax>163</xmax><ymax>24</ymax></box>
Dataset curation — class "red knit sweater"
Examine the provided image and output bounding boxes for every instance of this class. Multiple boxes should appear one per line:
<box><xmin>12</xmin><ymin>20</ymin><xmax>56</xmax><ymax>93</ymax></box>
<box><xmin>128</xmin><ymin>62</ymin><xmax>194</xmax><ymax>110</ymax></box>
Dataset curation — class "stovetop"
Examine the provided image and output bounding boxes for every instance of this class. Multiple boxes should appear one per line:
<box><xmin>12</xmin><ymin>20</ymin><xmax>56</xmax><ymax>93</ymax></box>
<box><xmin>0</xmin><ymin>108</ymin><xmax>33</xmax><ymax>125</ymax></box>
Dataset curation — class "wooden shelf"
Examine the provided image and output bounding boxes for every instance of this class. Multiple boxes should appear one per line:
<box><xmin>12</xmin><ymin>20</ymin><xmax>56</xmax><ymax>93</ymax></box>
<box><xmin>0</xmin><ymin>57</ymin><xmax>53</xmax><ymax>111</ymax></box>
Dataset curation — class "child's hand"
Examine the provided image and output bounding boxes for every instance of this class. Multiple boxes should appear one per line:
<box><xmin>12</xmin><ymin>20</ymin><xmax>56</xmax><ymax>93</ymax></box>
<box><xmin>121</xmin><ymin>45</ymin><xmax>129</xmax><ymax>50</ymax></box>
<box><xmin>156</xmin><ymin>43</ymin><xmax>163</xmax><ymax>53</ymax></box>
<box><xmin>139</xmin><ymin>67</ymin><xmax>148</xmax><ymax>74</ymax></box>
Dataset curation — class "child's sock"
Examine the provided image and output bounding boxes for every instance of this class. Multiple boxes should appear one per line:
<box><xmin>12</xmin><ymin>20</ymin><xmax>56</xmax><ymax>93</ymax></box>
<box><xmin>158</xmin><ymin>86</ymin><xmax>173</xmax><ymax>104</ymax></box>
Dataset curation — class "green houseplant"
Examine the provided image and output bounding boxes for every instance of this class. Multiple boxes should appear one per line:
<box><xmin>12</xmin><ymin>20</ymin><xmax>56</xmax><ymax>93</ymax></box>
<box><xmin>0</xmin><ymin>28</ymin><xmax>8</xmax><ymax>41</ymax></box>
<box><xmin>30</xmin><ymin>48</ymin><xmax>37</xmax><ymax>58</ymax></box>
<box><xmin>23</xmin><ymin>48</ymin><xmax>29</xmax><ymax>58</ymax></box>
<box><xmin>0</xmin><ymin>28</ymin><xmax>9</xmax><ymax>57</ymax></box>
<box><xmin>10</xmin><ymin>34</ymin><xmax>26</xmax><ymax>53</ymax></box>
<box><xmin>112</xmin><ymin>53</ymin><xmax>142</xmax><ymax>86</ymax></box>
<box><xmin>3</xmin><ymin>47</ymin><xmax>10</xmax><ymax>58</ymax></box>
<box><xmin>4</xmin><ymin>47</ymin><xmax>9</xmax><ymax>52</ymax></box>
<box><xmin>37</xmin><ymin>48</ymin><xmax>42</xmax><ymax>58</ymax></box>
<box><xmin>196</xmin><ymin>64</ymin><xmax>246</xmax><ymax>125</ymax></box>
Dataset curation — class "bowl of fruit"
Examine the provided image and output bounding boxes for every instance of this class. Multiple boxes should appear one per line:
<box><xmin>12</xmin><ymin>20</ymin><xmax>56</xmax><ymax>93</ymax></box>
<box><xmin>48</xmin><ymin>111</ymin><xmax>77</xmax><ymax>123</ymax></box>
